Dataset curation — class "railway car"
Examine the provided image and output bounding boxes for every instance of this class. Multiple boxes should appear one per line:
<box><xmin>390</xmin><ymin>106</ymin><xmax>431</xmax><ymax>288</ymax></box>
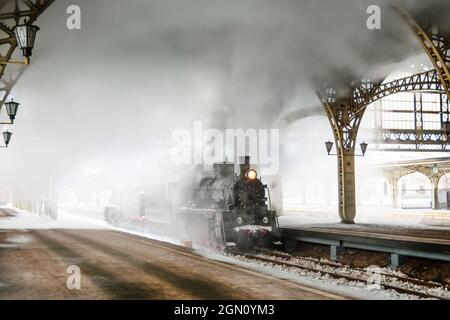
<box><xmin>103</xmin><ymin>184</ymin><xmax>175</xmax><ymax>236</ymax></box>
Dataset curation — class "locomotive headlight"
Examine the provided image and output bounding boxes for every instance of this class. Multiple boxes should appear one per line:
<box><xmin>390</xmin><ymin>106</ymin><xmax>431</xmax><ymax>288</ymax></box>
<box><xmin>246</xmin><ymin>169</ymin><xmax>257</xmax><ymax>180</ymax></box>
<box><xmin>236</xmin><ymin>217</ymin><xmax>243</xmax><ymax>225</ymax></box>
<box><xmin>262</xmin><ymin>217</ymin><xmax>269</xmax><ymax>224</ymax></box>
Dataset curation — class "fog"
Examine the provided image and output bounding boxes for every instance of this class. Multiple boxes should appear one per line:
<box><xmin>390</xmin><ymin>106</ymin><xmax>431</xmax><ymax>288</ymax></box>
<box><xmin>0</xmin><ymin>0</ymin><xmax>448</xmax><ymax>221</ymax></box>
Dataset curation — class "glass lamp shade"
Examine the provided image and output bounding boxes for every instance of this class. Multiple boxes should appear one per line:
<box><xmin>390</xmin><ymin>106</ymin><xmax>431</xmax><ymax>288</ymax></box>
<box><xmin>325</xmin><ymin>141</ymin><xmax>334</xmax><ymax>154</ymax></box>
<box><xmin>3</xmin><ymin>131</ymin><xmax>12</xmax><ymax>146</ymax></box>
<box><xmin>360</xmin><ymin>142</ymin><xmax>368</xmax><ymax>155</ymax></box>
<box><xmin>14</xmin><ymin>24</ymin><xmax>40</xmax><ymax>57</ymax></box>
<box><xmin>5</xmin><ymin>99</ymin><xmax>19</xmax><ymax>121</ymax></box>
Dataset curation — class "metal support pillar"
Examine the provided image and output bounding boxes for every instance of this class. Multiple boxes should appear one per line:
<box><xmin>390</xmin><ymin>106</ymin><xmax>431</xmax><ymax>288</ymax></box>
<box><xmin>330</xmin><ymin>245</ymin><xmax>345</xmax><ymax>262</ymax></box>
<box><xmin>389</xmin><ymin>177</ymin><xmax>399</xmax><ymax>209</ymax></box>
<box><xmin>431</xmin><ymin>178</ymin><xmax>440</xmax><ymax>210</ymax></box>
<box><xmin>337</xmin><ymin>152</ymin><xmax>356</xmax><ymax>223</ymax></box>
<box><xmin>390</xmin><ymin>253</ymin><xmax>407</xmax><ymax>269</ymax></box>
<box><xmin>427</xmin><ymin>173</ymin><xmax>442</xmax><ymax>210</ymax></box>
<box><xmin>327</xmin><ymin>101</ymin><xmax>363</xmax><ymax>224</ymax></box>
<box><xmin>318</xmin><ymin>81</ymin><xmax>379</xmax><ymax>224</ymax></box>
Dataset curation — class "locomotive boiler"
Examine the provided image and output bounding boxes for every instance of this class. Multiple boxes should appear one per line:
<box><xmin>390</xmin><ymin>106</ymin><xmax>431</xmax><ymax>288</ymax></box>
<box><xmin>179</xmin><ymin>156</ymin><xmax>279</xmax><ymax>249</ymax></box>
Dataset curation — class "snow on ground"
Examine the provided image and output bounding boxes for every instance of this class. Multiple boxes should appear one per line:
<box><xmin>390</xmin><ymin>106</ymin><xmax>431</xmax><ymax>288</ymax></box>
<box><xmin>0</xmin><ymin>206</ymin><xmax>444</xmax><ymax>300</ymax></box>
<box><xmin>280</xmin><ymin>206</ymin><xmax>450</xmax><ymax>229</ymax></box>
<box><xmin>0</xmin><ymin>206</ymin><xmax>182</xmax><ymax>246</ymax></box>
<box><xmin>0</xmin><ymin>207</ymin><xmax>109</xmax><ymax>230</ymax></box>
<box><xmin>198</xmin><ymin>250</ymin><xmax>428</xmax><ymax>300</ymax></box>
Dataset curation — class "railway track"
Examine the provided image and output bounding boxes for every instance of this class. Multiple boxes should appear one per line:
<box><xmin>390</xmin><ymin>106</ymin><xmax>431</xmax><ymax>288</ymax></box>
<box><xmin>255</xmin><ymin>248</ymin><xmax>449</xmax><ymax>290</ymax></box>
<box><xmin>230</xmin><ymin>248</ymin><xmax>449</xmax><ymax>300</ymax></box>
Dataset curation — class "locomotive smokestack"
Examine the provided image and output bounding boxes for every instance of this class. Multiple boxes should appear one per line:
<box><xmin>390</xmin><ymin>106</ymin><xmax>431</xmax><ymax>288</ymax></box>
<box><xmin>239</xmin><ymin>156</ymin><xmax>250</xmax><ymax>177</ymax></box>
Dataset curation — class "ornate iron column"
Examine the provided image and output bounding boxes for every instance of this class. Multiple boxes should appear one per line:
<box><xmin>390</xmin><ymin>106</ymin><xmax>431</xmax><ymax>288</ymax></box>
<box><xmin>396</xmin><ymin>8</ymin><xmax>450</xmax><ymax>99</ymax></box>
<box><xmin>387</xmin><ymin>175</ymin><xmax>400</xmax><ymax>209</ymax></box>
<box><xmin>429</xmin><ymin>171</ymin><xmax>443</xmax><ymax>210</ymax></box>
<box><xmin>317</xmin><ymin>80</ymin><xmax>377</xmax><ymax>223</ymax></box>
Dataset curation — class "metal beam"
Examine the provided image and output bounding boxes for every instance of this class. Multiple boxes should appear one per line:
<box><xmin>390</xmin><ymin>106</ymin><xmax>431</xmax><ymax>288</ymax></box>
<box><xmin>395</xmin><ymin>7</ymin><xmax>450</xmax><ymax>99</ymax></box>
<box><xmin>0</xmin><ymin>0</ymin><xmax>54</xmax><ymax>123</ymax></box>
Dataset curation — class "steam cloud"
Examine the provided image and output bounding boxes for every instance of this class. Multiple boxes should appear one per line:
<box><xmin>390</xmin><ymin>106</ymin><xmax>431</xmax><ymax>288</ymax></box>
<box><xmin>0</xmin><ymin>0</ymin><xmax>445</xmax><ymax>199</ymax></box>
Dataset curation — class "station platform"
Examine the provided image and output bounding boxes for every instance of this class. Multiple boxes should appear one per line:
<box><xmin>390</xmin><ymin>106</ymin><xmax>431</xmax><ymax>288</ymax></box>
<box><xmin>279</xmin><ymin>221</ymin><xmax>450</xmax><ymax>267</ymax></box>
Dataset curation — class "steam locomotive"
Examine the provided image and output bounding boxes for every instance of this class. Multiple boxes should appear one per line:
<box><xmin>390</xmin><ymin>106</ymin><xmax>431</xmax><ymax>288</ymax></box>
<box><xmin>179</xmin><ymin>156</ymin><xmax>279</xmax><ymax>249</ymax></box>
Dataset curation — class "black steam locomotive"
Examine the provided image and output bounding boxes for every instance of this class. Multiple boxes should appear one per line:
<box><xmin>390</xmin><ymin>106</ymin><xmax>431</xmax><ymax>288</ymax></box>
<box><xmin>179</xmin><ymin>156</ymin><xmax>279</xmax><ymax>249</ymax></box>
